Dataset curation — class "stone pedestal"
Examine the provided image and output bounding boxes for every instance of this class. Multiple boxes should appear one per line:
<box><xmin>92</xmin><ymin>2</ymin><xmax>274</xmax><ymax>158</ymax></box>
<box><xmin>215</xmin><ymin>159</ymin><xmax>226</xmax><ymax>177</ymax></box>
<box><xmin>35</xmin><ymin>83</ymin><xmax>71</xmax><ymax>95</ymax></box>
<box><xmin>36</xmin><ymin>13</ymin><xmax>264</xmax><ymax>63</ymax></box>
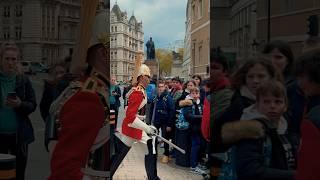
<box><xmin>144</xmin><ymin>59</ymin><xmax>158</xmax><ymax>78</ymax></box>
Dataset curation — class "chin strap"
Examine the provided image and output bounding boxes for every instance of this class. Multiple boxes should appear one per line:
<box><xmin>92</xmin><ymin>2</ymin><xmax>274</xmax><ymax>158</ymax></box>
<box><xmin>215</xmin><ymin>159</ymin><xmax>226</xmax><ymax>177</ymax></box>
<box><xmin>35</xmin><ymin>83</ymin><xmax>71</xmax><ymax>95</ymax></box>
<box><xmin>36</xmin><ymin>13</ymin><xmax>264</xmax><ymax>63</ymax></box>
<box><xmin>137</xmin><ymin>83</ymin><xmax>146</xmax><ymax>89</ymax></box>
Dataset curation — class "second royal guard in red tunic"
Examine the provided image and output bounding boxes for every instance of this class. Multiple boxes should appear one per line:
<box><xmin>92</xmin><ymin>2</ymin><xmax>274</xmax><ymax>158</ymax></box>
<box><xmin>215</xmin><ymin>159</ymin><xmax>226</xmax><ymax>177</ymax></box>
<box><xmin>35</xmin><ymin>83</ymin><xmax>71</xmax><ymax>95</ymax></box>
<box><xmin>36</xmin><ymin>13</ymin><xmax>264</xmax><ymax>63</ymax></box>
<box><xmin>47</xmin><ymin>7</ymin><xmax>111</xmax><ymax>179</ymax></box>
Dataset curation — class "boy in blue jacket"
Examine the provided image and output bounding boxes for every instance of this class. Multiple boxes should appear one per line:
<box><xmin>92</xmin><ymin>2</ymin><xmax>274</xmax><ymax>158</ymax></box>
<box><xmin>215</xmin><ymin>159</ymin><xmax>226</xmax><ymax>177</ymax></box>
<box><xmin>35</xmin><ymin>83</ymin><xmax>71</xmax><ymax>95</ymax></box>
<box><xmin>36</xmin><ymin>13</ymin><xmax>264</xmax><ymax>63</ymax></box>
<box><xmin>180</xmin><ymin>87</ymin><xmax>205</xmax><ymax>175</ymax></box>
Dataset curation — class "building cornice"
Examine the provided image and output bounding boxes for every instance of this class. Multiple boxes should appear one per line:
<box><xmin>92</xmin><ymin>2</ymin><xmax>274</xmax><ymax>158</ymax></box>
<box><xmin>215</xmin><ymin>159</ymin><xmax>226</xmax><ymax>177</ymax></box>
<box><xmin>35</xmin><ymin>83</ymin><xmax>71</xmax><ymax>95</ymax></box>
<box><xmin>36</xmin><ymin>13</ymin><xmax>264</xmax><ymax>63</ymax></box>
<box><xmin>257</xmin><ymin>7</ymin><xmax>320</xmax><ymax>20</ymax></box>
<box><xmin>264</xmin><ymin>34</ymin><xmax>309</xmax><ymax>42</ymax></box>
<box><xmin>231</xmin><ymin>0</ymin><xmax>255</xmax><ymax>15</ymax></box>
<box><xmin>191</xmin><ymin>20</ymin><xmax>210</xmax><ymax>34</ymax></box>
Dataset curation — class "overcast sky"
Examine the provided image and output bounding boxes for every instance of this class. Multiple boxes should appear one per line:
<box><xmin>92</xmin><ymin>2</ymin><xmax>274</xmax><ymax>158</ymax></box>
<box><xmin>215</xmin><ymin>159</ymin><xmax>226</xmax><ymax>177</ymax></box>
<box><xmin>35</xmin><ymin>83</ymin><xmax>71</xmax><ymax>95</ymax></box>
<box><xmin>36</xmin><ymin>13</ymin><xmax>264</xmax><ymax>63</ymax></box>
<box><xmin>110</xmin><ymin>0</ymin><xmax>187</xmax><ymax>49</ymax></box>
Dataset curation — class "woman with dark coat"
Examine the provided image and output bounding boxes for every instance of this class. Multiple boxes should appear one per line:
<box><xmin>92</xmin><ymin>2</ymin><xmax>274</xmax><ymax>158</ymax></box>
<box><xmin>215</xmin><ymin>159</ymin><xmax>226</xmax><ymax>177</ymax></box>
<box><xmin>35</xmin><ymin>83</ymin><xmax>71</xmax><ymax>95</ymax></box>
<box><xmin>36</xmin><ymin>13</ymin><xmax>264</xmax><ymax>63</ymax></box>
<box><xmin>192</xmin><ymin>75</ymin><xmax>206</xmax><ymax>103</ymax></box>
<box><xmin>213</xmin><ymin>58</ymin><xmax>282</xmax><ymax>153</ymax></box>
<box><xmin>234</xmin><ymin>81</ymin><xmax>295</xmax><ymax>180</ymax></box>
<box><xmin>211</xmin><ymin>58</ymin><xmax>283</xmax><ymax>179</ymax></box>
<box><xmin>262</xmin><ymin>40</ymin><xmax>295</xmax><ymax>86</ymax></box>
<box><xmin>262</xmin><ymin>40</ymin><xmax>303</xmax><ymax>158</ymax></box>
<box><xmin>235</xmin><ymin>119</ymin><xmax>295</xmax><ymax>180</ymax></box>
<box><xmin>174</xmin><ymin>80</ymin><xmax>197</xmax><ymax>167</ymax></box>
<box><xmin>0</xmin><ymin>42</ymin><xmax>37</xmax><ymax>180</ymax></box>
<box><xmin>40</xmin><ymin>64</ymin><xmax>66</xmax><ymax>122</ymax></box>
<box><xmin>176</xmin><ymin>80</ymin><xmax>197</xmax><ymax>107</ymax></box>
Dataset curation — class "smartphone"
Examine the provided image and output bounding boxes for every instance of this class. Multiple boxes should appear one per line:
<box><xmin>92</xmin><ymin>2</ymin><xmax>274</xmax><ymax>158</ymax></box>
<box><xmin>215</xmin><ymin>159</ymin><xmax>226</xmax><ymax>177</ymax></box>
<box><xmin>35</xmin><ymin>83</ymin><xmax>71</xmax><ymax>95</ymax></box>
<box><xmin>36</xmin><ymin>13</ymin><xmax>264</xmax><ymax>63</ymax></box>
<box><xmin>7</xmin><ymin>92</ymin><xmax>17</xmax><ymax>99</ymax></box>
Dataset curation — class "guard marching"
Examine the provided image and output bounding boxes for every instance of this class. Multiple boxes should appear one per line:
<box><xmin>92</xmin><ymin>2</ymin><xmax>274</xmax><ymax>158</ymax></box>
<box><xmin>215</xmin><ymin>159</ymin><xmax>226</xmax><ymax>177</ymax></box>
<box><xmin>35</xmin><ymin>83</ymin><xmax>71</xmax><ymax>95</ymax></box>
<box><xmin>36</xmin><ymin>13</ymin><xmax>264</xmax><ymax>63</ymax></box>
<box><xmin>111</xmin><ymin>57</ymin><xmax>160</xmax><ymax>180</ymax></box>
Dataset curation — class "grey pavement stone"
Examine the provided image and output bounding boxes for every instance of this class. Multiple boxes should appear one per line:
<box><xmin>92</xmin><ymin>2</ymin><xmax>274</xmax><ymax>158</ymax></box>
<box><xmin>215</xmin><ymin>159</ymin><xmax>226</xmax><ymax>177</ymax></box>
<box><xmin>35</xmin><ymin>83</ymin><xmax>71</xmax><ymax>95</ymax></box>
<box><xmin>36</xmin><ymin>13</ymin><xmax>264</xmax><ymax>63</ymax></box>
<box><xmin>113</xmin><ymin>143</ymin><xmax>202</xmax><ymax>180</ymax></box>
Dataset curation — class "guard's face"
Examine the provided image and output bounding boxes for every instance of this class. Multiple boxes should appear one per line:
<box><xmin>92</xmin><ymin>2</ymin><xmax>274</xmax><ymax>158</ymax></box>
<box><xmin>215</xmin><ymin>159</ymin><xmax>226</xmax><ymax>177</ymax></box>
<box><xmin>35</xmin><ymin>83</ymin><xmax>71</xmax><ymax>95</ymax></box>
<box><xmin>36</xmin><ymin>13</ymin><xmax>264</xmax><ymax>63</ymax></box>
<box><xmin>140</xmin><ymin>75</ymin><xmax>150</xmax><ymax>87</ymax></box>
<box><xmin>93</xmin><ymin>46</ymin><xmax>108</xmax><ymax>74</ymax></box>
<box><xmin>97</xmin><ymin>46</ymin><xmax>107</xmax><ymax>62</ymax></box>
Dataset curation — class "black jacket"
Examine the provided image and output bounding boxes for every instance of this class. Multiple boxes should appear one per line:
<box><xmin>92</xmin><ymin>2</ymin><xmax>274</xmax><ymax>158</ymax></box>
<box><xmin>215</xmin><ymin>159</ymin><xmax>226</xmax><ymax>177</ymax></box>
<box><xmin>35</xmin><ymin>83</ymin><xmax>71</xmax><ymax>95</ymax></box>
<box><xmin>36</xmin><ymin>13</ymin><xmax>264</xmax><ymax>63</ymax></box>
<box><xmin>0</xmin><ymin>75</ymin><xmax>37</xmax><ymax>144</ymax></box>
<box><xmin>182</xmin><ymin>99</ymin><xmax>203</xmax><ymax>136</ymax></box>
<box><xmin>149</xmin><ymin>91</ymin><xmax>175</xmax><ymax>127</ymax></box>
<box><xmin>40</xmin><ymin>77</ymin><xmax>71</xmax><ymax>122</ymax></box>
<box><xmin>212</xmin><ymin>90</ymin><xmax>255</xmax><ymax>153</ymax></box>
<box><xmin>110</xmin><ymin>85</ymin><xmax>121</xmax><ymax>108</ymax></box>
<box><xmin>235</xmin><ymin>119</ymin><xmax>295</xmax><ymax>180</ymax></box>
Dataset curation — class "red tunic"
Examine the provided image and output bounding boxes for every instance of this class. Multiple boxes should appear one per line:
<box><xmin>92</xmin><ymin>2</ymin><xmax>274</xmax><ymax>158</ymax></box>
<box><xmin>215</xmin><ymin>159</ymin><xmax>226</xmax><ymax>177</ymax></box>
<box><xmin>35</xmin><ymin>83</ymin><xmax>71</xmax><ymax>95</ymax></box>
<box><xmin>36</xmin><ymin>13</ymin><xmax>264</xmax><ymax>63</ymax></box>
<box><xmin>201</xmin><ymin>97</ymin><xmax>210</xmax><ymax>142</ymax></box>
<box><xmin>295</xmin><ymin>119</ymin><xmax>320</xmax><ymax>180</ymax></box>
<box><xmin>121</xmin><ymin>90</ymin><xmax>144</xmax><ymax>140</ymax></box>
<box><xmin>48</xmin><ymin>90</ymin><xmax>105</xmax><ymax>180</ymax></box>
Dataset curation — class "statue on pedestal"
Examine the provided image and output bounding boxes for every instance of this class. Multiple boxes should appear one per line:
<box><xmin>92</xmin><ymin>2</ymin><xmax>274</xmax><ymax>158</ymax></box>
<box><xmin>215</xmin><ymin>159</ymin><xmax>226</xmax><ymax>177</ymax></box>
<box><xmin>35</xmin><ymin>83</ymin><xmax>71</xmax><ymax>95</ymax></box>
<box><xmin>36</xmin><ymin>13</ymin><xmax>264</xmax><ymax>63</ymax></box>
<box><xmin>146</xmin><ymin>37</ymin><xmax>155</xmax><ymax>60</ymax></box>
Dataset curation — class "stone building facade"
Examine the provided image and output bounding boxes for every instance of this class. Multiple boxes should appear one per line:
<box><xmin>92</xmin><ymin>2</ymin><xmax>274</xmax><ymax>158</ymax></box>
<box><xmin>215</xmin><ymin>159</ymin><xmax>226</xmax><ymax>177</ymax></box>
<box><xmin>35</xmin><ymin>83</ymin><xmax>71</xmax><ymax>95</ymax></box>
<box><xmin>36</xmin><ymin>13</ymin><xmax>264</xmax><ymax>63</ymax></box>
<box><xmin>0</xmin><ymin>0</ymin><xmax>83</xmax><ymax>65</ymax></box>
<box><xmin>110</xmin><ymin>3</ymin><xmax>144</xmax><ymax>82</ymax></box>
<box><xmin>190</xmin><ymin>0</ymin><xmax>210</xmax><ymax>78</ymax></box>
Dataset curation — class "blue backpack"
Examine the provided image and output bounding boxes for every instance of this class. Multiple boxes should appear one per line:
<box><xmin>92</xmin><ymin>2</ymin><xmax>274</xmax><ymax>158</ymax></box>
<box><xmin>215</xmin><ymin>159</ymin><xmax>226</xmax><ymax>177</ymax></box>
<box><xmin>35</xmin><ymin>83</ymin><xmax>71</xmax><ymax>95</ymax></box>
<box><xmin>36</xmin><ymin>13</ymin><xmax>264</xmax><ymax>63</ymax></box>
<box><xmin>175</xmin><ymin>109</ymin><xmax>189</xmax><ymax>130</ymax></box>
<box><xmin>175</xmin><ymin>105</ymin><xmax>196</xmax><ymax>130</ymax></box>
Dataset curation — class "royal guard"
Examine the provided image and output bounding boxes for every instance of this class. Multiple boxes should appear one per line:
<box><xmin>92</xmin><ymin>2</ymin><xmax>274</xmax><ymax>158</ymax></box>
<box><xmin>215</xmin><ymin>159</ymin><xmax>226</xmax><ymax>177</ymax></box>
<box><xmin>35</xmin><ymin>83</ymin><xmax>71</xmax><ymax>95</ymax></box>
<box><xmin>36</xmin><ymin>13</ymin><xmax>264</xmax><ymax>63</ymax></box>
<box><xmin>111</xmin><ymin>54</ymin><xmax>160</xmax><ymax>180</ymax></box>
<box><xmin>47</xmin><ymin>4</ymin><xmax>111</xmax><ymax>180</ymax></box>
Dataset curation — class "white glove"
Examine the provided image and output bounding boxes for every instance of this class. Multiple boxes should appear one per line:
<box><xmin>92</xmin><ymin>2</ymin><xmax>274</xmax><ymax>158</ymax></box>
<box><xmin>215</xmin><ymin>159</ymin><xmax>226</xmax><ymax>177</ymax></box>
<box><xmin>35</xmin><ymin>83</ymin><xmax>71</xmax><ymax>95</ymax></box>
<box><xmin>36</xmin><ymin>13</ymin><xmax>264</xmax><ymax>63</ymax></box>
<box><xmin>130</xmin><ymin>117</ymin><xmax>157</xmax><ymax>135</ymax></box>
<box><xmin>136</xmin><ymin>115</ymin><xmax>146</xmax><ymax>121</ymax></box>
<box><xmin>147</xmin><ymin>125</ymin><xmax>158</xmax><ymax>135</ymax></box>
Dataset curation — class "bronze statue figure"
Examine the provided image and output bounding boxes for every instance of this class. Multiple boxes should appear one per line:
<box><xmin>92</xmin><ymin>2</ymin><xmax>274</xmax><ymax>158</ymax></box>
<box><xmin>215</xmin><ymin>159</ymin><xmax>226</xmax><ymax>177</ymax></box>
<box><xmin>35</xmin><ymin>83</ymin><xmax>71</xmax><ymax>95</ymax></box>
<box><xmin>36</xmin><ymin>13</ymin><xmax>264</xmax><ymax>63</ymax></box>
<box><xmin>146</xmin><ymin>37</ymin><xmax>155</xmax><ymax>60</ymax></box>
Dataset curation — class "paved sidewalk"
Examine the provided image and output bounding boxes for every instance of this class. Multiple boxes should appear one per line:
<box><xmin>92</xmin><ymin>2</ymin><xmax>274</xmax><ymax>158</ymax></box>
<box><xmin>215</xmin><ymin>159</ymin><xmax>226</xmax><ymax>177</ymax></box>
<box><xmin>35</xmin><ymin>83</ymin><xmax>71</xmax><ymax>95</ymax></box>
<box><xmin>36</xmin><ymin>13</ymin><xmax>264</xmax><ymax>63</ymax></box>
<box><xmin>113</xmin><ymin>142</ymin><xmax>203</xmax><ymax>180</ymax></box>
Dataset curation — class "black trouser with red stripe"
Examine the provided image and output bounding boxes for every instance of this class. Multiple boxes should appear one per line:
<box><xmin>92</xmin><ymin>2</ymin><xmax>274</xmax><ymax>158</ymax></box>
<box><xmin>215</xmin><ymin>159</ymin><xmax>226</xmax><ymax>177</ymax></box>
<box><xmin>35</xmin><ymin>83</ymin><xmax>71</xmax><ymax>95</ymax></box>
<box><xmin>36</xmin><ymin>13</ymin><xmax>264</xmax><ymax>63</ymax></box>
<box><xmin>110</xmin><ymin>137</ymin><xmax>160</xmax><ymax>180</ymax></box>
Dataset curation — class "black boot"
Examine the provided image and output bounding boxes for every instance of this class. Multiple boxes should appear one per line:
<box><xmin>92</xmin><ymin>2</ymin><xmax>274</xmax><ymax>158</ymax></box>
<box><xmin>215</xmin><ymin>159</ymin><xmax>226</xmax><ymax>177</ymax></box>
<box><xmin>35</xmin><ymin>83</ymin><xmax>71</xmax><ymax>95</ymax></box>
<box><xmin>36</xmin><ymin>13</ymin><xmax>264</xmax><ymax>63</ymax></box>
<box><xmin>145</xmin><ymin>139</ymin><xmax>160</xmax><ymax>180</ymax></box>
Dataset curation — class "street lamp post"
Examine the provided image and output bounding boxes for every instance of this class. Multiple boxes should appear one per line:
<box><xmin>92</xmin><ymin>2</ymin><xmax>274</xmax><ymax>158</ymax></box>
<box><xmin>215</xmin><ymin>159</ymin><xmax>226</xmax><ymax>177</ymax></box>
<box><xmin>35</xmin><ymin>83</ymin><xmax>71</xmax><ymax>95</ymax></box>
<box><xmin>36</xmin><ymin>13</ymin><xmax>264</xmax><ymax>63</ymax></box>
<box><xmin>251</xmin><ymin>39</ymin><xmax>259</xmax><ymax>56</ymax></box>
<box><xmin>156</xmin><ymin>58</ymin><xmax>160</xmax><ymax>83</ymax></box>
<box><xmin>267</xmin><ymin>0</ymin><xmax>271</xmax><ymax>42</ymax></box>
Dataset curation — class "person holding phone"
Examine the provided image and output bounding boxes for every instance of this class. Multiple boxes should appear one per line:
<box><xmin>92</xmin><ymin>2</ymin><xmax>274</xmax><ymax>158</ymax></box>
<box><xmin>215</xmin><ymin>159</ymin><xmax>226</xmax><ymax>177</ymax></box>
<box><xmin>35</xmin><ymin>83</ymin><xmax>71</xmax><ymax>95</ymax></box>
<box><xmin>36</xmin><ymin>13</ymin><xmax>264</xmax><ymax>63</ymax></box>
<box><xmin>110</xmin><ymin>76</ymin><xmax>121</xmax><ymax>126</ymax></box>
<box><xmin>0</xmin><ymin>42</ymin><xmax>37</xmax><ymax>180</ymax></box>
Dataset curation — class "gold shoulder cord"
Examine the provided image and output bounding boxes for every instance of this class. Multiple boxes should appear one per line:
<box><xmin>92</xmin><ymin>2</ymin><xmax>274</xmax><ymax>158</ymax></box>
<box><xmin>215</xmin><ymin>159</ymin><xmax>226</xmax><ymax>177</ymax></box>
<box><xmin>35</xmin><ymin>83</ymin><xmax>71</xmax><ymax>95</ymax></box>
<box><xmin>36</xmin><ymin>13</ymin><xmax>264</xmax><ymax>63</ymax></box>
<box><xmin>82</xmin><ymin>77</ymin><xmax>98</xmax><ymax>93</ymax></box>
